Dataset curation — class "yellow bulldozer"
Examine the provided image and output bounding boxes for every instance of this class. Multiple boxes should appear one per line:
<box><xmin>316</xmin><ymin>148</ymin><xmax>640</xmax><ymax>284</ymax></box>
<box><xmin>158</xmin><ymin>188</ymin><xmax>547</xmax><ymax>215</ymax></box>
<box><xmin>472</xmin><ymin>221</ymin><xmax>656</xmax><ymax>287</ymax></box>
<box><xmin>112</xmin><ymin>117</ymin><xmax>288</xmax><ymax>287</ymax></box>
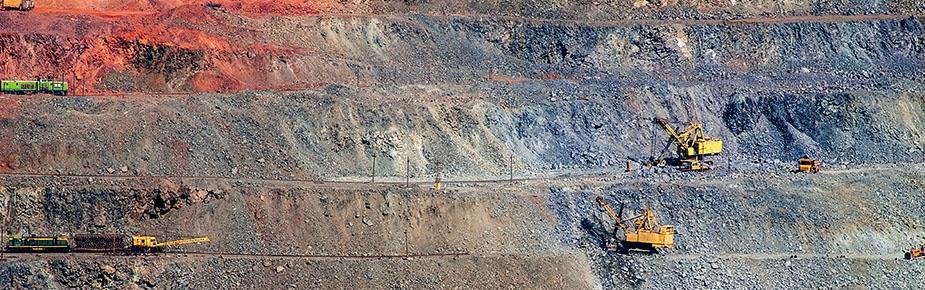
<box><xmin>595</xmin><ymin>196</ymin><xmax>675</xmax><ymax>253</ymax></box>
<box><xmin>654</xmin><ymin>118</ymin><xmax>723</xmax><ymax>171</ymax></box>
<box><xmin>131</xmin><ymin>235</ymin><xmax>210</xmax><ymax>253</ymax></box>
<box><xmin>1</xmin><ymin>0</ymin><xmax>34</xmax><ymax>11</ymax></box>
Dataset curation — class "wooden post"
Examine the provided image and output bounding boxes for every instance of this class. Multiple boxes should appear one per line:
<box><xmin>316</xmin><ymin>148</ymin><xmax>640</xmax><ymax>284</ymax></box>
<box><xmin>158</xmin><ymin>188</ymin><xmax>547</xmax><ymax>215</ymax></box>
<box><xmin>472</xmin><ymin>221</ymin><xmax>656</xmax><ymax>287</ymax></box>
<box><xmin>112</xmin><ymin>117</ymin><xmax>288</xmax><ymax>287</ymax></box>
<box><xmin>371</xmin><ymin>155</ymin><xmax>376</xmax><ymax>183</ymax></box>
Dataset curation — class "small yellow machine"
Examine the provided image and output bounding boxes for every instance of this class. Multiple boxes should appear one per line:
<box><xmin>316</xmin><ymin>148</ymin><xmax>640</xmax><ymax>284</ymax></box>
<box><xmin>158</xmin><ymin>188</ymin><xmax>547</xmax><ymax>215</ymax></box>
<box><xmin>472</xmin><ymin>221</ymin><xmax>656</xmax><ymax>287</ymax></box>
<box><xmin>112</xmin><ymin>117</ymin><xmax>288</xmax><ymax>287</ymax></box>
<box><xmin>595</xmin><ymin>196</ymin><xmax>675</xmax><ymax>253</ymax></box>
<box><xmin>654</xmin><ymin>118</ymin><xmax>723</xmax><ymax>171</ymax></box>
<box><xmin>131</xmin><ymin>235</ymin><xmax>210</xmax><ymax>253</ymax></box>
<box><xmin>797</xmin><ymin>156</ymin><xmax>821</xmax><ymax>173</ymax></box>
<box><xmin>1</xmin><ymin>0</ymin><xmax>34</xmax><ymax>11</ymax></box>
<box><xmin>906</xmin><ymin>243</ymin><xmax>924</xmax><ymax>260</ymax></box>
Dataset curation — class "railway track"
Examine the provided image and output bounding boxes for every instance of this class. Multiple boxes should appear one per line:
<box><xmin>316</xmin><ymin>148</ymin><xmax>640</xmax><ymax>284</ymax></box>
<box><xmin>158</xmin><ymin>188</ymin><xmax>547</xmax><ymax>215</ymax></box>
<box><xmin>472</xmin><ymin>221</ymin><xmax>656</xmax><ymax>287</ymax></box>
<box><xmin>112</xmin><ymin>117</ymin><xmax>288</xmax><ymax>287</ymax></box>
<box><xmin>4</xmin><ymin>249</ymin><xmax>905</xmax><ymax>262</ymax></box>
<box><xmin>666</xmin><ymin>252</ymin><xmax>903</xmax><ymax>261</ymax></box>
<box><xmin>0</xmin><ymin>163</ymin><xmax>914</xmax><ymax>189</ymax></box>
<box><xmin>168</xmin><ymin>251</ymin><xmax>470</xmax><ymax>260</ymax></box>
<box><xmin>1</xmin><ymin>249</ymin><xmax>470</xmax><ymax>261</ymax></box>
<box><xmin>0</xmin><ymin>170</ymin><xmax>597</xmax><ymax>188</ymax></box>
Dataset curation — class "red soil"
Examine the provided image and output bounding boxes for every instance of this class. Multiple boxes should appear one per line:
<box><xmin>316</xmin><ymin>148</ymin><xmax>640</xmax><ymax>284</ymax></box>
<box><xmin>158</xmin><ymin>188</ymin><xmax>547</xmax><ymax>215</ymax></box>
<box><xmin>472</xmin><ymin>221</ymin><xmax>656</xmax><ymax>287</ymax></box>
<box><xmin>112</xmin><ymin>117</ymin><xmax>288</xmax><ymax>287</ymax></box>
<box><xmin>35</xmin><ymin>0</ymin><xmax>330</xmax><ymax>15</ymax></box>
<box><xmin>0</xmin><ymin>2</ymin><xmax>321</xmax><ymax>95</ymax></box>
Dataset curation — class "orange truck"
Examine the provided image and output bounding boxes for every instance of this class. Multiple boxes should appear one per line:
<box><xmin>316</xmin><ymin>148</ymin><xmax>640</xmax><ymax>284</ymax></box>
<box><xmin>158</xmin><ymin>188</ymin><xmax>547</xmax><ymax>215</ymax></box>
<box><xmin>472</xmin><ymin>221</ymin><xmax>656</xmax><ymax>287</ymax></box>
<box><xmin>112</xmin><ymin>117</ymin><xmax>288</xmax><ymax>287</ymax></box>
<box><xmin>907</xmin><ymin>244</ymin><xmax>924</xmax><ymax>260</ymax></box>
<box><xmin>1</xmin><ymin>0</ymin><xmax>34</xmax><ymax>11</ymax></box>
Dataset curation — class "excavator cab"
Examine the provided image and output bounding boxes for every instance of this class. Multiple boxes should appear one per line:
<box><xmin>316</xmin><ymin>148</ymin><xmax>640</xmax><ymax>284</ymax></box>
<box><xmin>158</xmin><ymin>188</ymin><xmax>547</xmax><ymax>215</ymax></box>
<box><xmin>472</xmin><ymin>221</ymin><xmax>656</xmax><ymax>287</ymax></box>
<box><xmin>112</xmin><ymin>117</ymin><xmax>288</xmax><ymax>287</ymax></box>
<box><xmin>132</xmin><ymin>236</ymin><xmax>159</xmax><ymax>248</ymax></box>
<box><xmin>131</xmin><ymin>236</ymin><xmax>162</xmax><ymax>253</ymax></box>
<box><xmin>686</xmin><ymin>138</ymin><xmax>723</xmax><ymax>157</ymax></box>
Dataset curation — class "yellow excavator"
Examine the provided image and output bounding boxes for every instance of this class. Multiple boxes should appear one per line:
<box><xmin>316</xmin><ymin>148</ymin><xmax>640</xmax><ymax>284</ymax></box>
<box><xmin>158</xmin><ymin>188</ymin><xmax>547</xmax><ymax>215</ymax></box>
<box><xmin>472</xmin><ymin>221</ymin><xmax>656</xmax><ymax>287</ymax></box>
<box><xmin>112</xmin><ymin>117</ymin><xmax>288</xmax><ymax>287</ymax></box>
<box><xmin>595</xmin><ymin>196</ymin><xmax>675</xmax><ymax>253</ymax></box>
<box><xmin>654</xmin><ymin>118</ymin><xmax>723</xmax><ymax>171</ymax></box>
<box><xmin>131</xmin><ymin>235</ymin><xmax>210</xmax><ymax>253</ymax></box>
<box><xmin>1</xmin><ymin>0</ymin><xmax>34</xmax><ymax>11</ymax></box>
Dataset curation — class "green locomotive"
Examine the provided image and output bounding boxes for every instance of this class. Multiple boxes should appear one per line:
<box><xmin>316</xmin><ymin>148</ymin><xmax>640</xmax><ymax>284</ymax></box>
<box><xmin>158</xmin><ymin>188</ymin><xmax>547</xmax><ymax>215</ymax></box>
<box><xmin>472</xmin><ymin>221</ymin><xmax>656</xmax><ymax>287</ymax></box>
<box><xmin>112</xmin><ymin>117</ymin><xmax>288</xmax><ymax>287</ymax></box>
<box><xmin>1</xmin><ymin>79</ymin><xmax>69</xmax><ymax>96</ymax></box>
<box><xmin>6</xmin><ymin>235</ymin><xmax>71</xmax><ymax>252</ymax></box>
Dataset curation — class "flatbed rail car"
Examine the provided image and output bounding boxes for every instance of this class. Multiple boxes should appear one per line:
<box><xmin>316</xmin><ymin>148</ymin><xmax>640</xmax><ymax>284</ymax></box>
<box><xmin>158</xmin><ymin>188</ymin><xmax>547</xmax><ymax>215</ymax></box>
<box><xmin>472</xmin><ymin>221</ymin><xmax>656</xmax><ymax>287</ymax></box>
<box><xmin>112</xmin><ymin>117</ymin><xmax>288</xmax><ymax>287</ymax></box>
<box><xmin>1</xmin><ymin>80</ymin><xmax>69</xmax><ymax>96</ymax></box>
<box><xmin>73</xmin><ymin>234</ymin><xmax>125</xmax><ymax>251</ymax></box>
<box><xmin>6</xmin><ymin>235</ymin><xmax>71</xmax><ymax>252</ymax></box>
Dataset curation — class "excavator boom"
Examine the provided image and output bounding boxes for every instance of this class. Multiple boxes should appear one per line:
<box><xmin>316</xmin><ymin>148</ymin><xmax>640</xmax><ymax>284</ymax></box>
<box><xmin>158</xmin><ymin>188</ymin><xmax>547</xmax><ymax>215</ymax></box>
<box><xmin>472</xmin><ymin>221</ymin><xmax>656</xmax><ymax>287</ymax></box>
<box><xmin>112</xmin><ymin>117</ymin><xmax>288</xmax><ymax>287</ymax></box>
<box><xmin>655</xmin><ymin>118</ymin><xmax>688</xmax><ymax>152</ymax></box>
<box><xmin>595</xmin><ymin>196</ymin><xmax>626</xmax><ymax>231</ymax></box>
<box><xmin>131</xmin><ymin>235</ymin><xmax>210</xmax><ymax>253</ymax></box>
<box><xmin>156</xmin><ymin>237</ymin><xmax>210</xmax><ymax>247</ymax></box>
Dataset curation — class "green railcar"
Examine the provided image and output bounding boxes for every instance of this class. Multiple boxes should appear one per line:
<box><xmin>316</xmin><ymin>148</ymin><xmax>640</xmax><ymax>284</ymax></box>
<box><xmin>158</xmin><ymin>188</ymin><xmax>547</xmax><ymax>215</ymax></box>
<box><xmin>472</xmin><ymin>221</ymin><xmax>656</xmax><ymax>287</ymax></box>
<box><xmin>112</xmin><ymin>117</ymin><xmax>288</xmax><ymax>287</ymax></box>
<box><xmin>1</xmin><ymin>80</ymin><xmax>69</xmax><ymax>96</ymax></box>
<box><xmin>6</xmin><ymin>235</ymin><xmax>71</xmax><ymax>252</ymax></box>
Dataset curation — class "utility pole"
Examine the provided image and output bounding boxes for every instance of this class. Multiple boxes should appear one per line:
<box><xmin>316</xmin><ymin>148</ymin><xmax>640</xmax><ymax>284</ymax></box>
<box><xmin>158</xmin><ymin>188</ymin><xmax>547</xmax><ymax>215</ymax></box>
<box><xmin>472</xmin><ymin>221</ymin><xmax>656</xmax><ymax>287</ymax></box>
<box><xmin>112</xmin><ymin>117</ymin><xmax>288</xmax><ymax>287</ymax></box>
<box><xmin>509</xmin><ymin>123</ymin><xmax>515</xmax><ymax>184</ymax></box>
<box><xmin>435</xmin><ymin>160</ymin><xmax>443</xmax><ymax>191</ymax></box>
<box><xmin>509</xmin><ymin>153</ymin><xmax>514</xmax><ymax>183</ymax></box>
<box><xmin>650</xmin><ymin>120</ymin><xmax>655</xmax><ymax>159</ymax></box>
<box><xmin>405</xmin><ymin>157</ymin><xmax>411</xmax><ymax>188</ymax></box>
<box><xmin>371</xmin><ymin>154</ymin><xmax>377</xmax><ymax>183</ymax></box>
<box><xmin>1</xmin><ymin>191</ymin><xmax>11</xmax><ymax>261</ymax></box>
<box><xmin>404</xmin><ymin>230</ymin><xmax>409</xmax><ymax>256</ymax></box>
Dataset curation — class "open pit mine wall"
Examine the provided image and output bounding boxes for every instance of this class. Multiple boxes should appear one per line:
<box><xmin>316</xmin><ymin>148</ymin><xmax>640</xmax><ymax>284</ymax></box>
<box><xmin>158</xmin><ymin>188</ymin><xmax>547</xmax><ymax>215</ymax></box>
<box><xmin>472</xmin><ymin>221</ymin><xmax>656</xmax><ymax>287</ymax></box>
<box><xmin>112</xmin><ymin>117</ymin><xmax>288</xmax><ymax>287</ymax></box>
<box><xmin>0</xmin><ymin>15</ymin><xmax>922</xmax><ymax>178</ymax></box>
<box><xmin>3</xmin><ymin>81</ymin><xmax>923</xmax><ymax>179</ymax></box>
<box><xmin>27</xmin><ymin>0</ymin><xmax>925</xmax><ymax>19</ymax></box>
<box><xmin>0</xmin><ymin>15</ymin><xmax>922</xmax><ymax>95</ymax></box>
